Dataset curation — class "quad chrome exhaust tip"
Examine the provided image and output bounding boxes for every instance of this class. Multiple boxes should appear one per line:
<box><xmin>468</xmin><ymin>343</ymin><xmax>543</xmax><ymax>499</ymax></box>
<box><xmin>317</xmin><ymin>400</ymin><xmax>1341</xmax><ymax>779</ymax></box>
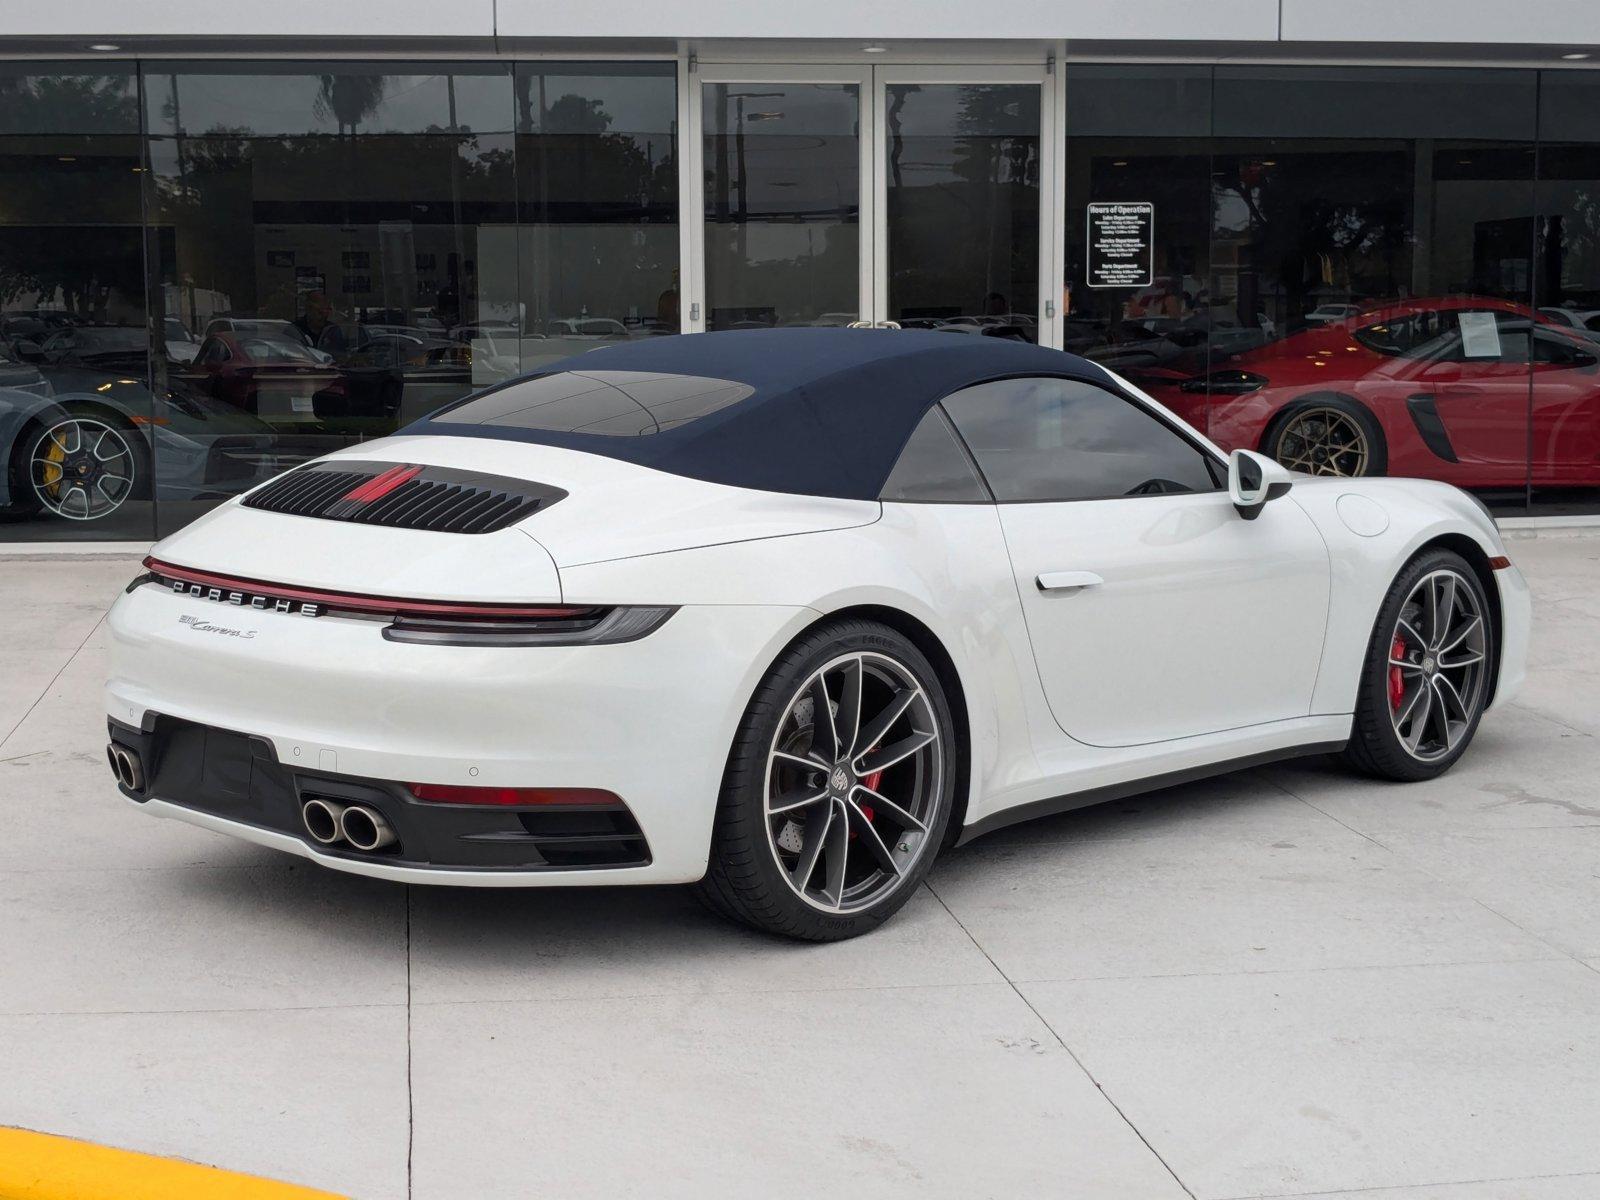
<box><xmin>301</xmin><ymin>798</ymin><xmax>398</xmax><ymax>852</ymax></box>
<box><xmin>300</xmin><ymin>798</ymin><xmax>348</xmax><ymax>846</ymax></box>
<box><xmin>106</xmin><ymin>742</ymin><xmax>145</xmax><ymax>793</ymax></box>
<box><xmin>339</xmin><ymin>805</ymin><xmax>398</xmax><ymax>852</ymax></box>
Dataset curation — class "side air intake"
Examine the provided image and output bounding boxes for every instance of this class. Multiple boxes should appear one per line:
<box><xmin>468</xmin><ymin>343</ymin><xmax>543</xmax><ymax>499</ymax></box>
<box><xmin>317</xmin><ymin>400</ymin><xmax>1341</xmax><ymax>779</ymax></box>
<box><xmin>242</xmin><ymin>461</ymin><xmax>565</xmax><ymax>534</ymax></box>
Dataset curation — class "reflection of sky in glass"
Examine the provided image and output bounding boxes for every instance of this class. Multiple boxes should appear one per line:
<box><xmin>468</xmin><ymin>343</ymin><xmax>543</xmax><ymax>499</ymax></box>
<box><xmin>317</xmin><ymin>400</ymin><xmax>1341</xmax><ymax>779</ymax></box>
<box><xmin>148</xmin><ymin>68</ymin><xmax>515</xmax><ymax>137</ymax></box>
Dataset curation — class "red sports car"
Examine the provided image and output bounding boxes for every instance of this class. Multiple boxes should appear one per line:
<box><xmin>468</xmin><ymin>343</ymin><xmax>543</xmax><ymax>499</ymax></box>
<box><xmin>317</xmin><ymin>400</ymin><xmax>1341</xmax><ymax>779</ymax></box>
<box><xmin>1146</xmin><ymin>296</ymin><xmax>1600</xmax><ymax>486</ymax></box>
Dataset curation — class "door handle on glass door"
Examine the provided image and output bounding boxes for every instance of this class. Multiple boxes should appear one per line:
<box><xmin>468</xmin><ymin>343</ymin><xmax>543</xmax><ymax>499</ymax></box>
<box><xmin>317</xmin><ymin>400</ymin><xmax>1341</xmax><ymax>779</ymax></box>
<box><xmin>1036</xmin><ymin>571</ymin><xmax>1103</xmax><ymax>593</ymax></box>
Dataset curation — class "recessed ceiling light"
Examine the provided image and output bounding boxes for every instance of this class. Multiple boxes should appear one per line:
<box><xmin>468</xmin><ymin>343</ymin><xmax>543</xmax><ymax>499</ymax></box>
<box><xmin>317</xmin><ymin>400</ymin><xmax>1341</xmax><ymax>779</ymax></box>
<box><xmin>87</xmin><ymin>42</ymin><xmax>121</xmax><ymax>51</ymax></box>
<box><xmin>862</xmin><ymin>44</ymin><xmax>888</xmax><ymax>54</ymax></box>
<box><xmin>1561</xmin><ymin>52</ymin><xmax>1591</xmax><ymax>60</ymax></box>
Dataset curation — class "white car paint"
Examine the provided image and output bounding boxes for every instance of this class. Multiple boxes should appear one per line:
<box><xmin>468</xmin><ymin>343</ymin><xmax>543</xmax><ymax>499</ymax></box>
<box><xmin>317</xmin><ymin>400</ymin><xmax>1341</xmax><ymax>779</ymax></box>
<box><xmin>105</xmin><ymin>369</ymin><xmax>1530</xmax><ymax>885</ymax></box>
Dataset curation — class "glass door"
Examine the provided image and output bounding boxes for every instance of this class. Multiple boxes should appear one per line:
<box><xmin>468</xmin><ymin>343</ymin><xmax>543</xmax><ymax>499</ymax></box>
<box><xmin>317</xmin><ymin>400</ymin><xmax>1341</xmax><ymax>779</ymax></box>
<box><xmin>873</xmin><ymin>67</ymin><xmax>1053</xmax><ymax>343</ymax></box>
<box><xmin>685</xmin><ymin>63</ymin><xmax>1057</xmax><ymax>344</ymax></box>
<box><xmin>687</xmin><ymin>66</ymin><xmax>873</xmax><ymax>332</ymax></box>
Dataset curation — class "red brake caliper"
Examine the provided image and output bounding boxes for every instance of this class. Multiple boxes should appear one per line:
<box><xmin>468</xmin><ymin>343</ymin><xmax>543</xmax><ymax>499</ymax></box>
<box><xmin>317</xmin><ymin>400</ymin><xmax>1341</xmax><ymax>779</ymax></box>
<box><xmin>846</xmin><ymin>769</ymin><xmax>881</xmax><ymax>838</ymax></box>
<box><xmin>1388</xmin><ymin>634</ymin><xmax>1408</xmax><ymax>712</ymax></box>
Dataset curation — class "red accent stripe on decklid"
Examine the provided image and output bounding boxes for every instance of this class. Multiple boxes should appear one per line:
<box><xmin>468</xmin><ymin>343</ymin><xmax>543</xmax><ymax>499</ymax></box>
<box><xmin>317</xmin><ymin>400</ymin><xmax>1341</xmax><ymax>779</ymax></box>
<box><xmin>341</xmin><ymin>464</ymin><xmax>422</xmax><ymax>505</ymax></box>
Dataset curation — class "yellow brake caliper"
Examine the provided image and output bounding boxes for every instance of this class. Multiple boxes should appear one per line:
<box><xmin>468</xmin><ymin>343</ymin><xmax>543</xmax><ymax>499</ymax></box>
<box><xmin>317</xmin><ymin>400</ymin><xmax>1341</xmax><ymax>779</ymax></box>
<box><xmin>39</xmin><ymin>431</ymin><xmax>67</xmax><ymax>499</ymax></box>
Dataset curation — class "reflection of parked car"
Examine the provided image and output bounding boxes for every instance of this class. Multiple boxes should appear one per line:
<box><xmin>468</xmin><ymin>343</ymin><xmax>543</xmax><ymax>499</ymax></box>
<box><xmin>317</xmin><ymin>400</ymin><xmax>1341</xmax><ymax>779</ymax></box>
<box><xmin>163</xmin><ymin>318</ymin><xmax>201</xmax><ymax>364</ymax></box>
<box><xmin>23</xmin><ymin>325</ymin><xmax>151</xmax><ymax>372</ymax></box>
<box><xmin>203</xmin><ymin>317</ymin><xmax>309</xmax><ymax>344</ymax></box>
<box><xmin>1537</xmin><ymin>307</ymin><xmax>1600</xmax><ymax>342</ymax></box>
<box><xmin>1148</xmin><ymin>296</ymin><xmax>1600</xmax><ymax>486</ymax></box>
<box><xmin>1</xmin><ymin>370</ymin><xmax>303</xmax><ymax>524</ymax></box>
<box><xmin>184</xmin><ymin>333</ymin><xmax>341</xmax><ymax>421</ymax></box>
<box><xmin>545</xmin><ymin>317</ymin><xmax>629</xmax><ymax>339</ymax></box>
<box><xmin>1305</xmin><ymin>303</ymin><xmax>1363</xmax><ymax>325</ymax></box>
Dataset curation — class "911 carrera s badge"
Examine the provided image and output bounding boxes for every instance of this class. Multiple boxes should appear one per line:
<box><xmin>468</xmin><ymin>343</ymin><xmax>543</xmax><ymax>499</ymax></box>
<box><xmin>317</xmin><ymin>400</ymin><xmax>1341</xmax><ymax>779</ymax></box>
<box><xmin>178</xmin><ymin>614</ymin><xmax>257</xmax><ymax>639</ymax></box>
<box><xmin>167</xmin><ymin>578</ymin><xmax>322</xmax><ymax>617</ymax></box>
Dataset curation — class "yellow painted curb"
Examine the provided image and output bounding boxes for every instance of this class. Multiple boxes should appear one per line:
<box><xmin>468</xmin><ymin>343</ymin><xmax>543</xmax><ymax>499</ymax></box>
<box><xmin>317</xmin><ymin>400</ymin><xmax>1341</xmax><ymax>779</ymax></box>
<box><xmin>0</xmin><ymin>1128</ymin><xmax>346</xmax><ymax>1200</ymax></box>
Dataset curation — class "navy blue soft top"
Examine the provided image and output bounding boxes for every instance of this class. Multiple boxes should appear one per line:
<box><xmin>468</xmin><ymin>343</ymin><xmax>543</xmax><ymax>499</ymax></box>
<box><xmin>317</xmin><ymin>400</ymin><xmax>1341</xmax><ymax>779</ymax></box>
<box><xmin>402</xmin><ymin>328</ymin><xmax>1117</xmax><ymax>500</ymax></box>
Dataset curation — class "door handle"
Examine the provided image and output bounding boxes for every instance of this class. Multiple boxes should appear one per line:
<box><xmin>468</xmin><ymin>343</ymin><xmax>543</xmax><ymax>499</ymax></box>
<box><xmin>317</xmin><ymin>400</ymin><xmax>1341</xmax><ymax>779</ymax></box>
<box><xmin>1036</xmin><ymin>571</ymin><xmax>1103</xmax><ymax>593</ymax></box>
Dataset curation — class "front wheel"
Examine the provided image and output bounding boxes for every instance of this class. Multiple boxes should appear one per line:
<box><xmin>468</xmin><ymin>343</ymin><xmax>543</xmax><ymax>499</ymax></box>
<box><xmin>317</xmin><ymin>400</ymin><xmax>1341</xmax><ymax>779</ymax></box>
<box><xmin>1343</xmin><ymin>549</ymin><xmax>1494</xmax><ymax>781</ymax></box>
<box><xmin>11</xmin><ymin>410</ymin><xmax>148</xmax><ymax>523</ymax></box>
<box><xmin>696</xmin><ymin>619</ymin><xmax>957</xmax><ymax>941</ymax></box>
<box><xmin>1267</xmin><ymin>396</ymin><xmax>1387</xmax><ymax>478</ymax></box>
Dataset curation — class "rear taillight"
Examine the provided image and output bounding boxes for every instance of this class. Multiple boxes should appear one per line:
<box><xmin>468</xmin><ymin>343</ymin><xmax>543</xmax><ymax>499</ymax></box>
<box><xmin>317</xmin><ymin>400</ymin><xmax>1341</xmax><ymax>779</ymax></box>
<box><xmin>408</xmin><ymin>783</ymin><xmax>620</xmax><ymax>806</ymax></box>
<box><xmin>140</xmin><ymin>557</ymin><xmax>675</xmax><ymax>645</ymax></box>
<box><xmin>384</xmin><ymin>605</ymin><xmax>674</xmax><ymax>646</ymax></box>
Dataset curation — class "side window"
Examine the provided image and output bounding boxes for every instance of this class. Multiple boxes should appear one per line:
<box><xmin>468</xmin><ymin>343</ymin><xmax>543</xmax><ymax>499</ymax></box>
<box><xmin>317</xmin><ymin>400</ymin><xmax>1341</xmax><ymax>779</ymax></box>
<box><xmin>880</xmin><ymin>407</ymin><xmax>991</xmax><ymax>503</ymax></box>
<box><xmin>942</xmin><ymin>376</ymin><xmax>1222</xmax><ymax>503</ymax></box>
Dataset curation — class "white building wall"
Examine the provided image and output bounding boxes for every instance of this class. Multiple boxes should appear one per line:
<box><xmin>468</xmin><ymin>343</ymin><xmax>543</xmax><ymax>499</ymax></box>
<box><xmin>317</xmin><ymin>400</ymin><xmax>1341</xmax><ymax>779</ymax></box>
<box><xmin>1280</xmin><ymin>0</ymin><xmax>1600</xmax><ymax>45</ymax></box>
<box><xmin>15</xmin><ymin>0</ymin><xmax>1600</xmax><ymax>47</ymax></box>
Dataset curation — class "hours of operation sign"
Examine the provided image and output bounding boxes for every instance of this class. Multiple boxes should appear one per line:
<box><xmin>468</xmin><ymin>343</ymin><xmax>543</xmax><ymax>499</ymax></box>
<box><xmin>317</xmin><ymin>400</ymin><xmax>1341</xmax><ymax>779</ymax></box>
<box><xmin>1086</xmin><ymin>201</ymin><xmax>1154</xmax><ymax>289</ymax></box>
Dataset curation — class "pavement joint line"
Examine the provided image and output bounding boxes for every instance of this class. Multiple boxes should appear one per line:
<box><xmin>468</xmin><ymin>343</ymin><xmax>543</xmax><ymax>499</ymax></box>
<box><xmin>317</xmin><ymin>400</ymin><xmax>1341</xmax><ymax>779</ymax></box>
<box><xmin>0</xmin><ymin>612</ymin><xmax>108</xmax><ymax>756</ymax></box>
<box><xmin>405</xmin><ymin>979</ymin><xmax>1026</xmax><ymax>1009</ymax></box>
<box><xmin>0</xmin><ymin>1126</ymin><xmax>346</xmax><ymax>1199</ymax></box>
<box><xmin>997</xmin><ymin>953</ymin><xmax>1572</xmax><ymax>987</ymax></box>
<box><xmin>1215</xmin><ymin>1165</ymin><xmax>1600</xmax><ymax>1199</ymax></box>
<box><xmin>404</xmin><ymin>885</ymin><xmax>415</xmax><ymax>1200</ymax></box>
<box><xmin>1507</xmin><ymin>700</ymin><xmax>1595</xmax><ymax>738</ymax></box>
<box><xmin>0</xmin><ymin>1002</ymin><xmax>408</xmax><ymax>1020</ymax></box>
<box><xmin>1263</xmin><ymin>771</ymin><xmax>1596</xmax><ymax>969</ymax></box>
<box><xmin>921</xmin><ymin>881</ymin><xmax>1199</xmax><ymax>1200</ymax></box>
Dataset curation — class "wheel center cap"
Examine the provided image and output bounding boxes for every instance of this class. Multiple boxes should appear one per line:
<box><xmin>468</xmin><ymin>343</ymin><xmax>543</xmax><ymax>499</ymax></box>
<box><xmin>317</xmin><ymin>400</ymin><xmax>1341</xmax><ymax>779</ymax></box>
<box><xmin>1421</xmin><ymin>656</ymin><xmax>1436</xmax><ymax>675</ymax></box>
<box><xmin>830</xmin><ymin>765</ymin><xmax>851</xmax><ymax>794</ymax></box>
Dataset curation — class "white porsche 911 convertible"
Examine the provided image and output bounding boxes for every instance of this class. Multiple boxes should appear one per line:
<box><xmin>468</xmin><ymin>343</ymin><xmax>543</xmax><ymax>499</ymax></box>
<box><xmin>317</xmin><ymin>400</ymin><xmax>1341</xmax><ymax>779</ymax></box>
<box><xmin>105</xmin><ymin>329</ymin><xmax>1529</xmax><ymax>940</ymax></box>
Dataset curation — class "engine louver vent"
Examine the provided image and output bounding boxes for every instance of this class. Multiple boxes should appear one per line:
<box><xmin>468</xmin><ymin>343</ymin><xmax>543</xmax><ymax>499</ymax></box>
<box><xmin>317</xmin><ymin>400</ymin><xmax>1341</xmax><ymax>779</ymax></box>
<box><xmin>242</xmin><ymin>461</ymin><xmax>565</xmax><ymax>534</ymax></box>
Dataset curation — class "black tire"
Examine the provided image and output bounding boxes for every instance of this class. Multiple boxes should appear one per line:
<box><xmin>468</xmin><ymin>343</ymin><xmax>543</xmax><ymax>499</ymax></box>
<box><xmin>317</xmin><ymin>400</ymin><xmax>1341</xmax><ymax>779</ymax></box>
<box><xmin>1264</xmin><ymin>393</ymin><xmax>1388</xmax><ymax>478</ymax></box>
<box><xmin>1343</xmin><ymin>548</ymin><xmax>1495</xmax><ymax>781</ymax></box>
<box><xmin>695</xmin><ymin>618</ymin><xmax>958</xmax><ymax>941</ymax></box>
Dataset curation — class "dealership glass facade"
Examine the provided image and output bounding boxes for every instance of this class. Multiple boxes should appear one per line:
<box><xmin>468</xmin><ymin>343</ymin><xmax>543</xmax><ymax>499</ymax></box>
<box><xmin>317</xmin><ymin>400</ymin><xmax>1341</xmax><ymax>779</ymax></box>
<box><xmin>3</xmin><ymin>58</ymin><xmax>1600</xmax><ymax>540</ymax></box>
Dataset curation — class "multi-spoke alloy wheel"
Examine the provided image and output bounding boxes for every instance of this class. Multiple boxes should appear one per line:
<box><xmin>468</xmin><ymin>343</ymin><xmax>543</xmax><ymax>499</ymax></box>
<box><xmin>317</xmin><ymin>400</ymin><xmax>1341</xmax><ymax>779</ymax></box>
<box><xmin>1344</xmin><ymin>550</ymin><xmax>1494</xmax><ymax>781</ymax></box>
<box><xmin>764</xmin><ymin>652</ymin><xmax>942</xmax><ymax>914</ymax></box>
<box><xmin>1386</xmin><ymin>569</ymin><xmax>1488</xmax><ymax>762</ymax></box>
<box><xmin>27</xmin><ymin>417</ymin><xmax>138</xmax><ymax>521</ymax></box>
<box><xmin>1273</xmin><ymin>404</ymin><xmax>1376</xmax><ymax>477</ymax></box>
<box><xmin>697</xmin><ymin>619</ymin><xmax>956</xmax><ymax>940</ymax></box>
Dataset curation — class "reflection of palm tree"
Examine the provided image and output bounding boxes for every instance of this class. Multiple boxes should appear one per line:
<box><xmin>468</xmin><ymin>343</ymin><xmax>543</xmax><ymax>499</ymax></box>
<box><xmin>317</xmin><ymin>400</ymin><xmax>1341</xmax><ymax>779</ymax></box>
<box><xmin>315</xmin><ymin>75</ymin><xmax>388</xmax><ymax>136</ymax></box>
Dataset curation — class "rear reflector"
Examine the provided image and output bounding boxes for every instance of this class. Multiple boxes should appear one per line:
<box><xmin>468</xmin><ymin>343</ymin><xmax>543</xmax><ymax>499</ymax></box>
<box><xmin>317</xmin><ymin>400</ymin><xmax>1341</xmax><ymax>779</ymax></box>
<box><xmin>1489</xmin><ymin>555</ymin><xmax>1512</xmax><ymax>570</ymax></box>
<box><xmin>408</xmin><ymin>783</ymin><xmax>621</xmax><ymax>807</ymax></box>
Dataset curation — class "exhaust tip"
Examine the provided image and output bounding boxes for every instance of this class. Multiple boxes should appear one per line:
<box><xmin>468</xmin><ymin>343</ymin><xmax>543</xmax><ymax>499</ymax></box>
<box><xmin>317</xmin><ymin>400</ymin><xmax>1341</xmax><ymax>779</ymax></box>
<box><xmin>339</xmin><ymin>805</ymin><xmax>397</xmax><ymax>852</ymax></box>
<box><xmin>107</xmin><ymin>742</ymin><xmax>144</xmax><ymax>792</ymax></box>
<box><xmin>301</xmin><ymin>798</ymin><xmax>346</xmax><ymax>846</ymax></box>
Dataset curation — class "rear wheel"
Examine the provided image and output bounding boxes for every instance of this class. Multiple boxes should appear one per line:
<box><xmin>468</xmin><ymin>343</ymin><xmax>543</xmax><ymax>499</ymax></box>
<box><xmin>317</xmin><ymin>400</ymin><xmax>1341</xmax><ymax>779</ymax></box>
<box><xmin>1343</xmin><ymin>549</ymin><xmax>1493</xmax><ymax>781</ymax></box>
<box><xmin>696</xmin><ymin>618</ymin><xmax>956</xmax><ymax>941</ymax></box>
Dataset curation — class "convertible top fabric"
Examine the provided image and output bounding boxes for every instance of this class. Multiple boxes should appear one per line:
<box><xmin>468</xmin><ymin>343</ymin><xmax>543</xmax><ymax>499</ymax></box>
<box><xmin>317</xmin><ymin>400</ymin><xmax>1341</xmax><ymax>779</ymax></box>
<box><xmin>402</xmin><ymin>328</ymin><xmax>1119</xmax><ymax>500</ymax></box>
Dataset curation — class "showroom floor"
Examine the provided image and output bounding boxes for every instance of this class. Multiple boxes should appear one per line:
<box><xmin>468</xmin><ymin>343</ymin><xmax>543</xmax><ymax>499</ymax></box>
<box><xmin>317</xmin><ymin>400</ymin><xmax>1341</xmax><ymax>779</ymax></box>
<box><xmin>2</xmin><ymin>540</ymin><xmax>1599</xmax><ymax>1200</ymax></box>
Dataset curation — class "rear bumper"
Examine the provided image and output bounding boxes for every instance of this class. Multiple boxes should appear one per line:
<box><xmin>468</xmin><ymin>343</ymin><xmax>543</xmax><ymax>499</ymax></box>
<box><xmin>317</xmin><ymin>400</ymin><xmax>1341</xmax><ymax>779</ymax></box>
<box><xmin>106</xmin><ymin>580</ymin><xmax>816</xmax><ymax>884</ymax></box>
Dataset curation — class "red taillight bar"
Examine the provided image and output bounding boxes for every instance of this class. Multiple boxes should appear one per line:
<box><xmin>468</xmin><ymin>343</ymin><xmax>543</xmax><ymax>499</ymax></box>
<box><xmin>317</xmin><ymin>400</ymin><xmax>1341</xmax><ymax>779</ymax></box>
<box><xmin>144</xmin><ymin>557</ymin><xmax>594</xmax><ymax>622</ymax></box>
<box><xmin>408</xmin><ymin>783</ymin><xmax>621</xmax><ymax>807</ymax></box>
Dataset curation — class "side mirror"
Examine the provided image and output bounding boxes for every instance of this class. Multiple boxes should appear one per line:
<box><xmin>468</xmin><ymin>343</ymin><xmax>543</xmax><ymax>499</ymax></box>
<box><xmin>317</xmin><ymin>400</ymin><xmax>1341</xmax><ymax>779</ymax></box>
<box><xmin>1228</xmin><ymin>448</ymin><xmax>1294</xmax><ymax>520</ymax></box>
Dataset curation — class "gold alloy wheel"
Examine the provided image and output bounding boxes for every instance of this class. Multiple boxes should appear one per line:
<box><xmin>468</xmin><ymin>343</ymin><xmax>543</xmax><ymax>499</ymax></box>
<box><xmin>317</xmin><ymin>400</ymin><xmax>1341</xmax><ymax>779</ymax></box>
<box><xmin>1274</xmin><ymin>406</ymin><xmax>1372</xmax><ymax>477</ymax></box>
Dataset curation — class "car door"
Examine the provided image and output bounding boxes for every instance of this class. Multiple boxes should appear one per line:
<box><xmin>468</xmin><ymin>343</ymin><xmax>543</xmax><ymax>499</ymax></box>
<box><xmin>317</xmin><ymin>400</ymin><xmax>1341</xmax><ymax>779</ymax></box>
<box><xmin>941</xmin><ymin>375</ymin><xmax>1331</xmax><ymax>748</ymax></box>
<box><xmin>1527</xmin><ymin>324</ymin><xmax>1600</xmax><ymax>481</ymax></box>
<box><xmin>1416</xmin><ymin>310</ymin><xmax>1533</xmax><ymax>484</ymax></box>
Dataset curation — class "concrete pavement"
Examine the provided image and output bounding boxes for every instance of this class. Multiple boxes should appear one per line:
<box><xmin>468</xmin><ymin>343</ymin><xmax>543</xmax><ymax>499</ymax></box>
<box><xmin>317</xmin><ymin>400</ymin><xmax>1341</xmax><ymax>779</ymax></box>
<box><xmin>2</xmin><ymin>539</ymin><xmax>1598</xmax><ymax>1199</ymax></box>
